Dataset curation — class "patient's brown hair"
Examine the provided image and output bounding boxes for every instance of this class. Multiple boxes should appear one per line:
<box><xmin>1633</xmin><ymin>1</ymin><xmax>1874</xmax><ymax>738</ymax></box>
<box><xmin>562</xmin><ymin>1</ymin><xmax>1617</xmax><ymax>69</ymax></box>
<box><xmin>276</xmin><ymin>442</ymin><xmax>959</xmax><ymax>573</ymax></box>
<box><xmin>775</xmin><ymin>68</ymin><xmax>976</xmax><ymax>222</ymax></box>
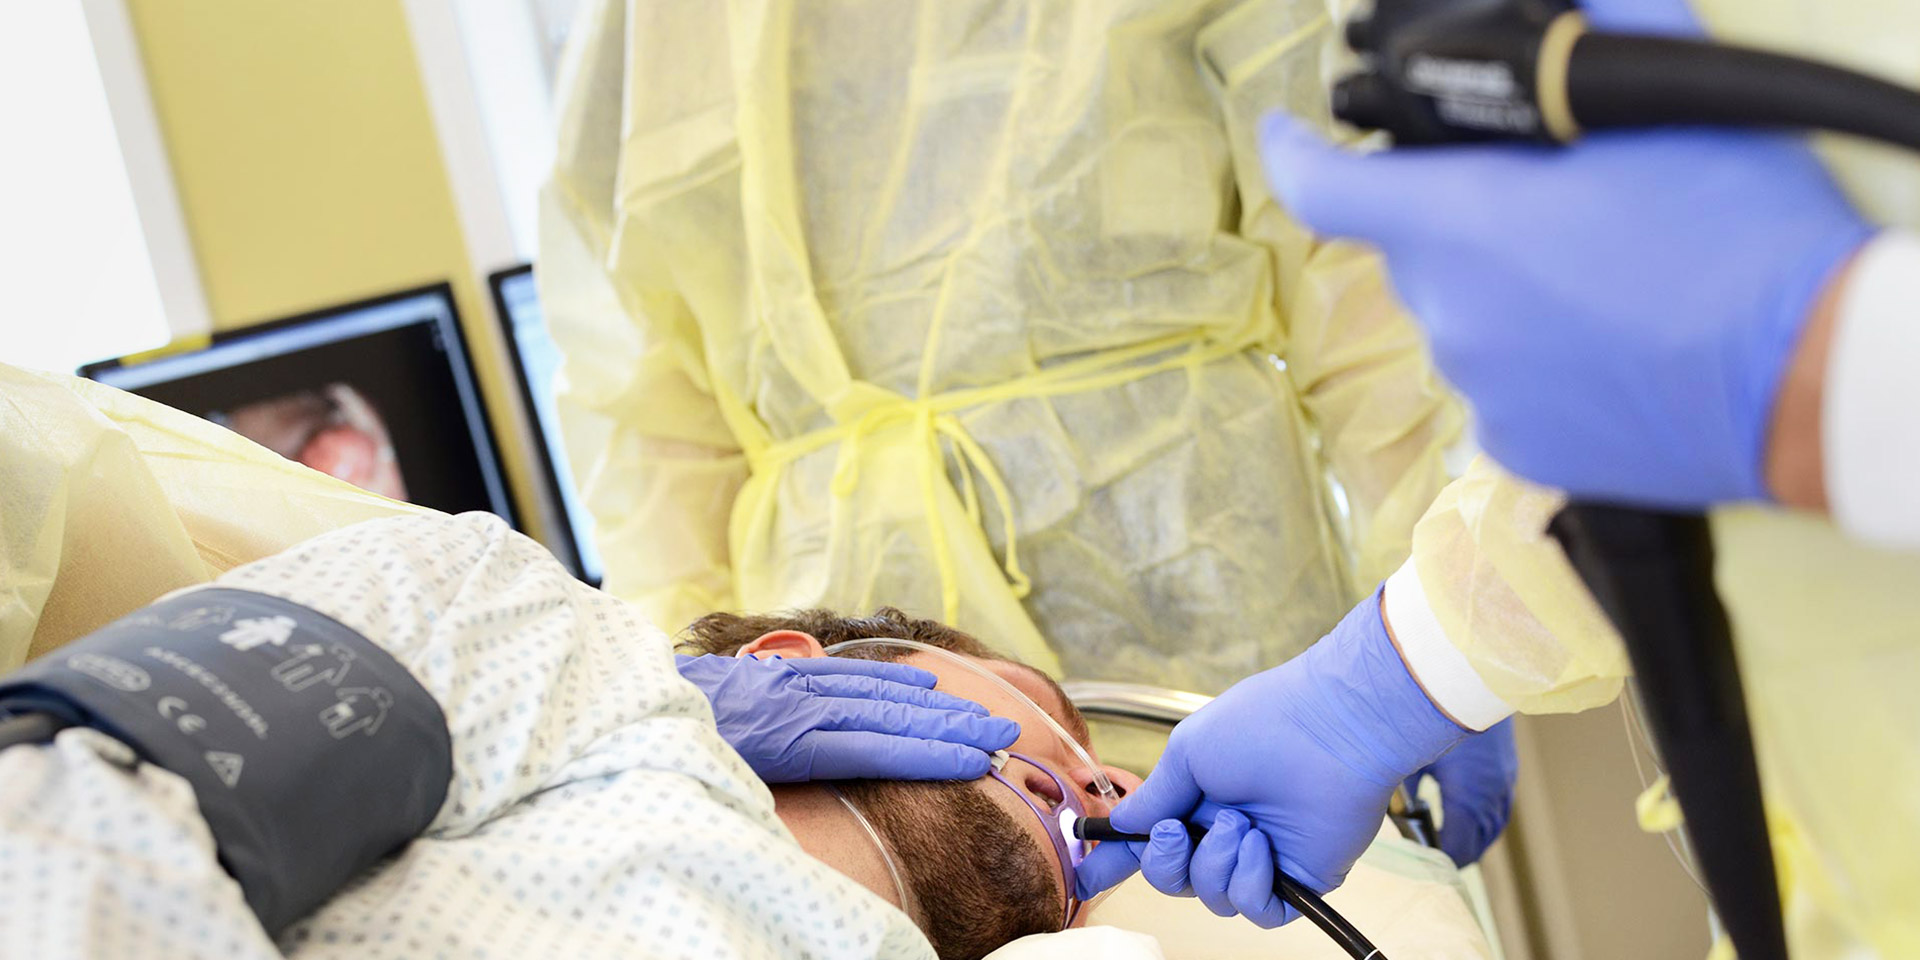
<box><xmin>680</xmin><ymin>606</ymin><xmax>1090</xmax><ymax>746</ymax></box>
<box><xmin>679</xmin><ymin>606</ymin><xmax>996</xmax><ymax>659</ymax></box>
<box><xmin>837</xmin><ymin>778</ymin><xmax>1060</xmax><ymax>960</ymax></box>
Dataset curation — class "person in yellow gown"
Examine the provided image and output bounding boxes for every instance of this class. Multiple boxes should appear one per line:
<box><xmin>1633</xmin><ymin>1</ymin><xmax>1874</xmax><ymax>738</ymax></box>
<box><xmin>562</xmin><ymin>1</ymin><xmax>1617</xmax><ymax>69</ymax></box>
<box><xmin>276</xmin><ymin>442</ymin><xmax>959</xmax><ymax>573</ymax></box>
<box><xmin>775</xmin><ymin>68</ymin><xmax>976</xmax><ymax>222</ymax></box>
<box><xmin>536</xmin><ymin>0</ymin><xmax>1465</xmax><ymax>696</ymax></box>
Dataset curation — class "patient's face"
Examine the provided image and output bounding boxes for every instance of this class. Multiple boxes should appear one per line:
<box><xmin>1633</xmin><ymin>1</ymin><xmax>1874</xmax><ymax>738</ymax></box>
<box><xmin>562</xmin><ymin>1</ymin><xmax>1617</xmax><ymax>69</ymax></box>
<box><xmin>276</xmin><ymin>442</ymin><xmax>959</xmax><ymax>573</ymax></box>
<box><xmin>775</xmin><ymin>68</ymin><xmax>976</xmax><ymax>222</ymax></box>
<box><xmin>886</xmin><ymin>651</ymin><xmax>1141</xmax><ymax>920</ymax></box>
<box><xmin>901</xmin><ymin>649</ymin><xmax>1137</xmax><ymax>812</ymax></box>
<box><xmin>738</xmin><ymin>628</ymin><xmax>1141</xmax><ymax>958</ymax></box>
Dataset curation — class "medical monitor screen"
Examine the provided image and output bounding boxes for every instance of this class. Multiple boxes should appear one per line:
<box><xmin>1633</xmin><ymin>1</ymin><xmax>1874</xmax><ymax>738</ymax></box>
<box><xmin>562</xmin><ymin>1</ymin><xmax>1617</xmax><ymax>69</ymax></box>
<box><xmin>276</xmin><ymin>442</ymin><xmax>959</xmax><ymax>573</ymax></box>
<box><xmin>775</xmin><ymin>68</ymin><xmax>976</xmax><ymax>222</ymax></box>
<box><xmin>81</xmin><ymin>285</ymin><xmax>515</xmax><ymax>524</ymax></box>
<box><xmin>490</xmin><ymin>265</ymin><xmax>602</xmax><ymax>585</ymax></box>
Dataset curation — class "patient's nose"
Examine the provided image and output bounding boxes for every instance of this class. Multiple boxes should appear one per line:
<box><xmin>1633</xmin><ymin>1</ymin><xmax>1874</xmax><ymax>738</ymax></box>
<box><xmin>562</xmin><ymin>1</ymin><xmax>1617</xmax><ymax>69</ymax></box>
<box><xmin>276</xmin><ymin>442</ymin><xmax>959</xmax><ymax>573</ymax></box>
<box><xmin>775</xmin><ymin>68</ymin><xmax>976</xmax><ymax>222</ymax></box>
<box><xmin>1074</xmin><ymin>765</ymin><xmax>1143</xmax><ymax>814</ymax></box>
<box><xmin>1098</xmin><ymin>765</ymin><xmax>1143</xmax><ymax>800</ymax></box>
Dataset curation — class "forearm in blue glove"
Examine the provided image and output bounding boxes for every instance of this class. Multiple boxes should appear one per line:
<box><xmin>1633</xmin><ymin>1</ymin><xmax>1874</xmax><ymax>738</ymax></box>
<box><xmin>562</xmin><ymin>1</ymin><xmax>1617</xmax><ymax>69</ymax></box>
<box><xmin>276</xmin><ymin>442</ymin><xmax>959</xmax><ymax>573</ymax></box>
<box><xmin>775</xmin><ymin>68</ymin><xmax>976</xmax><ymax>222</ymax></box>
<box><xmin>1257</xmin><ymin>0</ymin><xmax>1874</xmax><ymax>510</ymax></box>
<box><xmin>1073</xmin><ymin>589</ymin><xmax>1467</xmax><ymax>927</ymax></box>
<box><xmin>1405</xmin><ymin>718</ymin><xmax>1518</xmax><ymax>868</ymax></box>
<box><xmin>676</xmin><ymin>654</ymin><xmax>1019</xmax><ymax>782</ymax></box>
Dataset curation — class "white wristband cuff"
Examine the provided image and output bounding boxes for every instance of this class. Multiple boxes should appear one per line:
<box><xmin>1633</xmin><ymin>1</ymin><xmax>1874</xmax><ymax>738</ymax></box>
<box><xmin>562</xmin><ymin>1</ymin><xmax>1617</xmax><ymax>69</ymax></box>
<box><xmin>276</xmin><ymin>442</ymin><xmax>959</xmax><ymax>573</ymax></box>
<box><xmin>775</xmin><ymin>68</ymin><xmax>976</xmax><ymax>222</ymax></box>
<box><xmin>1383</xmin><ymin>561</ymin><xmax>1515</xmax><ymax>732</ymax></box>
<box><xmin>1825</xmin><ymin>229</ymin><xmax>1920</xmax><ymax>549</ymax></box>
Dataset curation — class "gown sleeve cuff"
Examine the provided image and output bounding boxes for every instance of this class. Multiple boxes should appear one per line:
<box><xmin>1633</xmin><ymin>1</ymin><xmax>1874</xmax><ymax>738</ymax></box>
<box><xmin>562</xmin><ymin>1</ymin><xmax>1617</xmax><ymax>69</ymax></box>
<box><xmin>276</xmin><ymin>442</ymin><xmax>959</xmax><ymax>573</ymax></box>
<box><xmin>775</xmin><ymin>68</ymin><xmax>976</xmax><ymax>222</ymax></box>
<box><xmin>1825</xmin><ymin>229</ymin><xmax>1920</xmax><ymax>550</ymax></box>
<box><xmin>1383</xmin><ymin>560</ymin><xmax>1516</xmax><ymax>732</ymax></box>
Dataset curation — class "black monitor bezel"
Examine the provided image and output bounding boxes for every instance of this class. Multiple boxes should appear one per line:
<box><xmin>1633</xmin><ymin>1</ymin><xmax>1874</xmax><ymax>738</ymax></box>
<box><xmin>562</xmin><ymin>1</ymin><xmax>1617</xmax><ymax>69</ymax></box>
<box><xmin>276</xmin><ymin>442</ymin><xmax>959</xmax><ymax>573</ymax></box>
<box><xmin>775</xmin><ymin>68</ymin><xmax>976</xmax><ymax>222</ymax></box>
<box><xmin>486</xmin><ymin>264</ymin><xmax>597</xmax><ymax>586</ymax></box>
<box><xmin>79</xmin><ymin>281</ymin><xmax>519</xmax><ymax>529</ymax></box>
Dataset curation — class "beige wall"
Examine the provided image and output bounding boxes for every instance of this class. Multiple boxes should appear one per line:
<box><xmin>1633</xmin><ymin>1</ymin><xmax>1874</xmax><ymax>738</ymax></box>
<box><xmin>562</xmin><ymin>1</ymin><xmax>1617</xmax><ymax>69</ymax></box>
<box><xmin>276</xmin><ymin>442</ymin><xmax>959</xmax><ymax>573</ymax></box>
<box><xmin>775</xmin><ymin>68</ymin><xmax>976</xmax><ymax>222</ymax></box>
<box><xmin>123</xmin><ymin>0</ymin><xmax>542</xmax><ymax>533</ymax></box>
<box><xmin>1486</xmin><ymin>709</ymin><xmax>1713</xmax><ymax>960</ymax></box>
<box><xmin>127</xmin><ymin>0</ymin><xmax>471</xmax><ymax>328</ymax></box>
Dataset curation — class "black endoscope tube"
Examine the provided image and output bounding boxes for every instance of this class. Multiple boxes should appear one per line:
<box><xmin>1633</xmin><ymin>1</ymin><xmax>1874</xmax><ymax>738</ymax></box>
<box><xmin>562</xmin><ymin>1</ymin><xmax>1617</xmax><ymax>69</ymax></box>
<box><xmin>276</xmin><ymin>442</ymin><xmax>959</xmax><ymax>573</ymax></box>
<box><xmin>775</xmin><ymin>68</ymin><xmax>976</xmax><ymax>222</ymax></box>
<box><xmin>1330</xmin><ymin>10</ymin><xmax>1920</xmax><ymax>958</ymax></box>
<box><xmin>1075</xmin><ymin>816</ymin><xmax>1385</xmax><ymax>960</ymax></box>
<box><xmin>1546</xmin><ymin>505</ymin><xmax>1787</xmax><ymax>960</ymax></box>
<box><xmin>1551</xmin><ymin>33</ymin><xmax>1920</xmax><ymax>960</ymax></box>
<box><xmin>1570</xmin><ymin>34</ymin><xmax>1920</xmax><ymax>152</ymax></box>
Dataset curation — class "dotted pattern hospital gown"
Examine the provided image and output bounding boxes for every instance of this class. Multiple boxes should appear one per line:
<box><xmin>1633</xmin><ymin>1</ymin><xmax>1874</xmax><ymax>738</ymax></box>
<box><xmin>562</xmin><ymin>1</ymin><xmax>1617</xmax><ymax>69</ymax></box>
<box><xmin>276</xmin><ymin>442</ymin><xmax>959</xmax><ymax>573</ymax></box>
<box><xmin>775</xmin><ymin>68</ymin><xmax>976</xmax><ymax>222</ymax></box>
<box><xmin>0</xmin><ymin>513</ymin><xmax>934</xmax><ymax>960</ymax></box>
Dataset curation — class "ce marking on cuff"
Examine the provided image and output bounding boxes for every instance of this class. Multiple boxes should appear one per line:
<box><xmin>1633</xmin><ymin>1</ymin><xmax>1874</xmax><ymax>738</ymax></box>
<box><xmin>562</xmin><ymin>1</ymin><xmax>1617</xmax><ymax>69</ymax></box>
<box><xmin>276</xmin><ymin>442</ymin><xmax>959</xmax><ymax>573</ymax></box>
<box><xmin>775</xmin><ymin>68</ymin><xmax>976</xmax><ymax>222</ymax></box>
<box><xmin>157</xmin><ymin>695</ymin><xmax>207</xmax><ymax>735</ymax></box>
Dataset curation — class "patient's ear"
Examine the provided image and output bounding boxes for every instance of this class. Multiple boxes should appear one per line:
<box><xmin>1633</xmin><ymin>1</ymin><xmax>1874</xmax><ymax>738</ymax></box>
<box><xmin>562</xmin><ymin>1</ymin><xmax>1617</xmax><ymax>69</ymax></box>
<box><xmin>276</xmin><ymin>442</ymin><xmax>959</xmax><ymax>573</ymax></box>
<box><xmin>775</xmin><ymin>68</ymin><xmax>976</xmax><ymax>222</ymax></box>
<box><xmin>738</xmin><ymin>630</ymin><xmax>829</xmax><ymax>660</ymax></box>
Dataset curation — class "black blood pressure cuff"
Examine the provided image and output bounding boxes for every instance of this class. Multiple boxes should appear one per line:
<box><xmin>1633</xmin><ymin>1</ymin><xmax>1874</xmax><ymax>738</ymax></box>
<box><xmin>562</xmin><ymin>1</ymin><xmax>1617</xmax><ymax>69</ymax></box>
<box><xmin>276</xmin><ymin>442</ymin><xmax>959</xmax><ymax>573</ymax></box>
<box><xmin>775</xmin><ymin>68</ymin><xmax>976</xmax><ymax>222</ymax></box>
<box><xmin>0</xmin><ymin>588</ymin><xmax>451</xmax><ymax>934</ymax></box>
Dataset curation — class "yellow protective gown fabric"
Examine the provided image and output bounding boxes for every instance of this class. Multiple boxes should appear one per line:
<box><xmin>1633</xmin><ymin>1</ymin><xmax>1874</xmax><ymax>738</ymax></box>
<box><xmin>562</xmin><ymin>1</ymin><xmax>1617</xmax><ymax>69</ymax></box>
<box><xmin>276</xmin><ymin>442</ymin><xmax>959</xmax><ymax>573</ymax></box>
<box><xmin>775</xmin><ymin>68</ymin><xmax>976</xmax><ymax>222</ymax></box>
<box><xmin>0</xmin><ymin>363</ymin><xmax>421</xmax><ymax>670</ymax></box>
<box><xmin>1418</xmin><ymin>455</ymin><xmax>1920</xmax><ymax>956</ymax></box>
<box><xmin>540</xmin><ymin>0</ymin><xmax>1462</xmax><ymax>692</ymax></box>
<box><xmin>1404</xmin><ymin>458</ymin><xmax>1630</xmax><ymax>717</ymax></box>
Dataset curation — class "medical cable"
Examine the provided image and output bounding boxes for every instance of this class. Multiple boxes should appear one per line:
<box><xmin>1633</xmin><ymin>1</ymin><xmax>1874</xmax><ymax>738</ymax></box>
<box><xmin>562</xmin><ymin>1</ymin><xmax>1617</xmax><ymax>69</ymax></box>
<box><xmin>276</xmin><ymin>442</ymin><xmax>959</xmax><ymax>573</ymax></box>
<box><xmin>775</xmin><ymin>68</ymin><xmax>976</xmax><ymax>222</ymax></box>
<box><xmin>1620</xmin><ymin>691</ymin><xmax>1705</xmax><ymax>895</ymax></box>
<box><xmin>1335</xmin><ymin>3</ymin><xmax>1920</xmax><ymax>153</ymax></box>
<box><xmin>1328</xmin><ymin>5</ymin><xmax>1920</xmax><ymax>958</ymax></box>
<box><xmin>1548</xmin><ymin>506</ymin><xmax>1779</xmax><ymax>960</ymax></box>
<box><xmin>823</xmin><ymin>782</ymin><xmax>914</xmax><ymax>920</ymax></box>
<box><xmin>1073</xmin><ymin>817</ymin><xmax>1386</xmax><ymax>960</ymax></box>
<box><xmin>1564</xmin><ymin>31</ymin><xmax>1920</xmax><ymax>152</ymax></box>
<box><xmin>820</xmin><ymin>638</ymin><xmax>1119</xmax><ymax>804</ymax></box>
<box><xmin>1389</xmin><ymin>783</ymin><xmax>1439</xmax><ymax>851</ymax></box>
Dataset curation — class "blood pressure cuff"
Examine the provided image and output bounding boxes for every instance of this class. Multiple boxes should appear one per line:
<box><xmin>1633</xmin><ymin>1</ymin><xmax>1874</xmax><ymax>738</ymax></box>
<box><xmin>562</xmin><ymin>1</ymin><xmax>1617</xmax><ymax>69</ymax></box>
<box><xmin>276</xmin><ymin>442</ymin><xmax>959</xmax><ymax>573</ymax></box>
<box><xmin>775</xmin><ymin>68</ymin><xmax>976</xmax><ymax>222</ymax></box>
<box><xmin>0</xmin><ymin>587</ymin><xmax>451</xmax><ymax>934</ymax></box>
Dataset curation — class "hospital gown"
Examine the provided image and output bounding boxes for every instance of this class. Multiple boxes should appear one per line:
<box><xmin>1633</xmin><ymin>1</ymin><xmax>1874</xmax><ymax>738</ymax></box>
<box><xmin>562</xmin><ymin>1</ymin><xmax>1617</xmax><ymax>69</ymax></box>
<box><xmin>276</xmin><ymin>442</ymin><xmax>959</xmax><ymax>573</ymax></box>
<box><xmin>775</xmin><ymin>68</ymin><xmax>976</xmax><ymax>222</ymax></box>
<box><xmin>0</xmin><ymin>512</ymin><xmax>933</xmax><ymax>960</ymax></box>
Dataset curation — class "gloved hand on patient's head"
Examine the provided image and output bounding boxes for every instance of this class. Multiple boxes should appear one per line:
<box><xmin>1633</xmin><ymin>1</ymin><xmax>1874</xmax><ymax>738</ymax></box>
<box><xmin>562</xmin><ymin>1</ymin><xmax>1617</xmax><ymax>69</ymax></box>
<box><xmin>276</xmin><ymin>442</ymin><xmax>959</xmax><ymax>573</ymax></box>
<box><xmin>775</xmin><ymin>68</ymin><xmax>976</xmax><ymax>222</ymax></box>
<box><xmin>677</xmin><ymin>652</ymin><xmax>1020</xmax><ymax>783</ymax></box>
<box><xmin>1405</xmin><ymin>718</ymin><xmax>1518</xmax><ymax>868</ymax></box>
<box><xmin>1073</xmin><ymin>589</ymin><xmax>1468</xmax><ymax>927</ymax></box>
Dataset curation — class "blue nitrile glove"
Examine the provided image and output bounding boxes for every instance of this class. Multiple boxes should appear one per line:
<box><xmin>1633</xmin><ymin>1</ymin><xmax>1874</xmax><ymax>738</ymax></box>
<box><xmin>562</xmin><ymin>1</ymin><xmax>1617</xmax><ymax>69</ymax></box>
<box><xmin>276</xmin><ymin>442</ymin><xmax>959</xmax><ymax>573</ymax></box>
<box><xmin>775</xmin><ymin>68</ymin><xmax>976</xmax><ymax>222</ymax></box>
<box><xmin>676</xmin><ymin>654</ymin><xmax>1019</xmax><ymax>782</ymax></box>
<box><xmin>1075</xmin><ymin>590</ymin><xmax>1467</xmax><ymax>927</ymax></box>
<box><xmin>1405</xmin><ymin>718</ymin><xmax>1518</xmax><ymax>867</ymax></box>
<box><xmin>1257</xmin><ymin>0</ymin><xmax>1875</xmax><ymax>510</ymax></box>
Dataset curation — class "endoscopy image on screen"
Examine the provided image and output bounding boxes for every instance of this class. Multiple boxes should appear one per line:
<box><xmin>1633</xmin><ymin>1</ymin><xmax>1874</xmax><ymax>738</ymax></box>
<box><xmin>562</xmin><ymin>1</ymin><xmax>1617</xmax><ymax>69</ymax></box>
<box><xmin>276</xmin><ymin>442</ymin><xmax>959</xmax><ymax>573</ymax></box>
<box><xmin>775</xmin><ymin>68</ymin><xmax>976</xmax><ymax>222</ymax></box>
<box><xmin>83</xmin><ymin>286</ymin><xmax>515</xmax><ymax>523</ymax></box>
<box><xmin>217</xmin><ymin>382</ymin><xmax>411</xmax><ymax>501</ymax></box>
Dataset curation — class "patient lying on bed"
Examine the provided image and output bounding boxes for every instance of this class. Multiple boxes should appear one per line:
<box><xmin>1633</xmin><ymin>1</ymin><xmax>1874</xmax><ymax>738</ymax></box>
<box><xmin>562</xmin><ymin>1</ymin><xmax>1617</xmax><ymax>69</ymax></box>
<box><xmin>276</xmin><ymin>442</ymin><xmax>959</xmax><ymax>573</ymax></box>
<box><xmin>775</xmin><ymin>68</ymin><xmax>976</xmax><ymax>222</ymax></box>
<box><xmin>269</xmin><ymin>519</ymin><xmax>1134</xmax><ymax>960</ymax></box>
<box><xmin>0</xmin><ymin>513</ymin><xmax>1138</xmax><ymax>960</ymax></box>
<box><xmin>5</xmin><ymin>379</ymin><xmax>1493</xmax><ymax>960</ymax></box>
<box><xmin>677</xmin><ymin>609</ymin><xmax>1145</xmax><ymax>960</ymax></box>
<box><xmin>673</xmin><ymin>614</ymin><xmax>1499</xmax><ymax>960</ymax></box>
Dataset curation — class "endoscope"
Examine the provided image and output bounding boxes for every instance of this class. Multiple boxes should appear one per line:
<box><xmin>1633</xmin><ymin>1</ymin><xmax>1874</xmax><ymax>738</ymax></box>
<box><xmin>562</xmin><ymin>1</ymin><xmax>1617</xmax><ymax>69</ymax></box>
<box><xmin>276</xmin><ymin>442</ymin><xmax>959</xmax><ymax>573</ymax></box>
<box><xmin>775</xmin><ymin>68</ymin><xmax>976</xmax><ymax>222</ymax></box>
<box><xmin>1331</xmin><ymin>4</ymin><xmax>1920</xmax><ymax>959</ymax></box>
<box><xmin>1074</xmin><ymin>816</ymin><xmax>1387</xmax><ymax>960</ymax></box>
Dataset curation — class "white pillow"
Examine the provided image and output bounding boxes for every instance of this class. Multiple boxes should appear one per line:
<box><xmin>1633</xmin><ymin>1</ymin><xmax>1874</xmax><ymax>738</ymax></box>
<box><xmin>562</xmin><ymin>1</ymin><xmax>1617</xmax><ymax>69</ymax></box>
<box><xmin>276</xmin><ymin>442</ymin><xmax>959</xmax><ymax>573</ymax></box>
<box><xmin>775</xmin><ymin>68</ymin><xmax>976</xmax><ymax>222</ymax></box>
<box><xmin>986</xmin><ymin>925</ymin><xmax>1166</xmax><ymax>959</ymax></box>
<box><xmin>985</xmin><ymin>836</ymin><xmax>1495</xmax><ymax>960</ymax></box>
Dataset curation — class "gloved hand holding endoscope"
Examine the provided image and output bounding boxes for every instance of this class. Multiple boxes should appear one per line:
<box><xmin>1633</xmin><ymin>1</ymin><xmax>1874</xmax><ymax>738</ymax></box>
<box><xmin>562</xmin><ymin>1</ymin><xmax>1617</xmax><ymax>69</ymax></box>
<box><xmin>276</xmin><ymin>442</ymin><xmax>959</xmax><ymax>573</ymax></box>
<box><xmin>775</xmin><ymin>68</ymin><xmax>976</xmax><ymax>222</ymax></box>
<box><xmin>1262</xmin><ymin>0</ymin><xmax>1876</xmax><ymax>510</ymax></box>
<box><xmin>1074</xmin><ymin>590</ymin><xmax>1468</xmax><ymax>927</ymax></box>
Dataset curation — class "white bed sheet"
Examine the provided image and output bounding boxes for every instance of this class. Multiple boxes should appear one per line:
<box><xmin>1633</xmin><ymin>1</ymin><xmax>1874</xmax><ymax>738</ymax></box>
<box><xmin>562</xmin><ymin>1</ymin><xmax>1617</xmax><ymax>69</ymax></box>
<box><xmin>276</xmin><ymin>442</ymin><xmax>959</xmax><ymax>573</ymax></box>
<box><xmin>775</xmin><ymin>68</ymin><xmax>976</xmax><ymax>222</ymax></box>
<box><xmin>987</xmin><ymin>834</ymin><xmax>1495</xmax><ymax>960</ymax></box>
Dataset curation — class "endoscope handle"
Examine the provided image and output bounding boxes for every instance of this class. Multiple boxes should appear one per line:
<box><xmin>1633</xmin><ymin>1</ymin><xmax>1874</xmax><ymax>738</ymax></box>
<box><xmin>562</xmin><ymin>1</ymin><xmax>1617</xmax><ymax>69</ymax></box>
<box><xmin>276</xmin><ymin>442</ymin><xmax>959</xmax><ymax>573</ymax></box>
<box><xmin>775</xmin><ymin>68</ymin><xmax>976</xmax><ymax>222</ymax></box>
<box><xmin>1075</xmin><ymin>817</ymin><xmax>1386</xmax><ymax>960</ymax></box>
<box><xmin>1330</xmin><ymin>6</ymin><xmax>1842</xmax><ymax>958</ymax></box>
<box><xmin>1334</xmin><ymin>0</ymin><xmax>1920</xmax><ymax>153</ymax></box>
